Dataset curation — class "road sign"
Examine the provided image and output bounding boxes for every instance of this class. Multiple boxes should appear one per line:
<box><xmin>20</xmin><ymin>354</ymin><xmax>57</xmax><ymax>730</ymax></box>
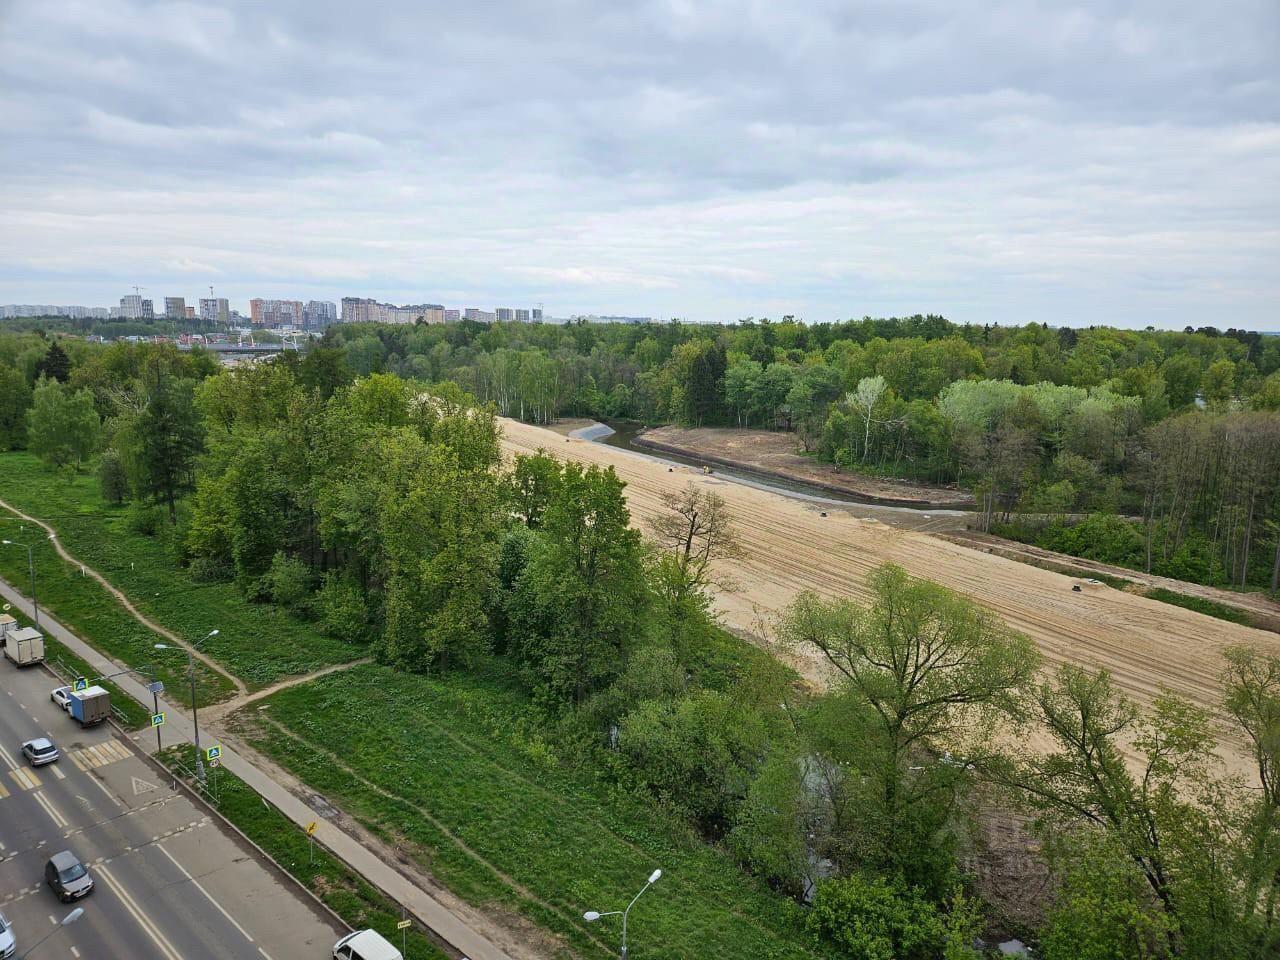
<box><xmin>151</xmin><ymin>712</ymin><xmax>165</xmax><ymax>727</ymax></box>
<box><xmin>208</xmin><ymin>757</ymin><xmax>221</xmax><ymax>768</ymax></box>
<box><xmin>397</xmin><ymin>920</ymin><xmax>412</xmax><ymax>930</ymax></box>
<box><xmin>73</xmin><ymin>678</ymin><xmax>89</xmax><ymax>692</ymax></box>
<box><xmin>306</xmin><ymin>821</ymin><xmax>318</xmax><ymax>836</ymax></box>
<box><xmin>148</xmin><ymin>680</ymin><xmax>165</xmax><ymax>695</ymax></box>
<box><xmin>205</xmin><ymin>745</ymin><xmax>222</xmax><ymax>762</ymax></box>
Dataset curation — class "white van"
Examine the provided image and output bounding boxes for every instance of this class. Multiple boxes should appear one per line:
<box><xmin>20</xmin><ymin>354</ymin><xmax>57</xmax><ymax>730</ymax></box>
<box><xmin>332</xmin><ymin>929</ymin><xmax>402</xmax><ymax>960</ymax></box>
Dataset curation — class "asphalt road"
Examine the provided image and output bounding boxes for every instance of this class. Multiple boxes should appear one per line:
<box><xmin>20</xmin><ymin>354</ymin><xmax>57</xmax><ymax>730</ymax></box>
<box><xmin>0</xmin><ymin>655</ymin><xmax>344</xmax><ymax>960</ymax></box>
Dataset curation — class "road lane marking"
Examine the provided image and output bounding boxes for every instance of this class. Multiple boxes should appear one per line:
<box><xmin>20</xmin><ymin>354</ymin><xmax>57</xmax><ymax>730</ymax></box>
<box><xmin>96</xmin><ymin>863</ymin><xmax>184</xmax><ymax>960</ymax></box>
<box><xmin>31</xmin><ymin>789</ymin><xmax>69</xmax><ymax>829</ymax></box>
<box><xmin>0</xmin><ymin>779</ymin><xmax>8</xmax><ymax>799</ymax></box>
<box><xmin>156</xmin><ymin>842</ymin><xmax>257</xmax><ymax>944</ymax></box>
<box><xmin>8</xmin><ymin>767</ymin><xmax>41</xmax><ymax>790</ymax></box>
<box><xmin>50</xmin><ymin>765</ymin><xmax>65</xmax><ymax>780</ymax></box>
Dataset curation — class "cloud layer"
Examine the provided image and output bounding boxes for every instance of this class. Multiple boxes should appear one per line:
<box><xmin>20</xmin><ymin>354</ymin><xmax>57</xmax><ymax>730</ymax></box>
<box><xmin>2</xmin><ymin>0</ymin><xmax>1277</xmax><ymax>328</ymax></box>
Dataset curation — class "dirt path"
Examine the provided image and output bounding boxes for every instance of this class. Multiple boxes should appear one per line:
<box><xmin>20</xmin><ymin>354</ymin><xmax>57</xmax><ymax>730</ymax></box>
<box><xmin>502</xmin><ymin>418</ymin><xmax>1280</xmax><ymax>771</ymax></box>
<box><xmin>200</xmin><ymin>657</ymin><xmax>376</xmax><ymax>722</ymax></box>
<box><xmin>0</xmin><ymin>496</ymin><xmax>247</xmax><ymax>696</ymax></box>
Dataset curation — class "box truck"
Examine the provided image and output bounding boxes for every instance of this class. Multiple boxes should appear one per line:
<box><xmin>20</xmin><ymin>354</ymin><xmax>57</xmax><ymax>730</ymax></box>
<box><xmin>68</xmin><ymin>686</ymin><xmax>110</xmax><ymax>727</ymax></box>
<box><xmin>3</xmin><ymin>626</ymin><xmax>45</xmax><ymax>666</ymax></box>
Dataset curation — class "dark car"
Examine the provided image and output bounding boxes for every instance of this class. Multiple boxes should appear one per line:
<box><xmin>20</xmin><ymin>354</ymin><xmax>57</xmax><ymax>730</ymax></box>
<box><xmin>45</xmin><ymin>851</ymin><xmax>93</xmax><ymax>902</ymax></box>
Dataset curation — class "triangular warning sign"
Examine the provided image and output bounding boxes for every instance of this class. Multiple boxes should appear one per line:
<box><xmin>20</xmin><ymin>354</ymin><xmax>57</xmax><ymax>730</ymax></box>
<box><xmin>131</xmin><ymin>776</ymin><xmax>159</xmax><ymax>796</ymax></box>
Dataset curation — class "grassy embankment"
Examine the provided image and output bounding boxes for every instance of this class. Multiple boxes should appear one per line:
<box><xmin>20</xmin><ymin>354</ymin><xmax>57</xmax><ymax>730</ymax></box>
<box><xmin>0</xmin><ymin>452</ymin><xmax>364</xmax><ymax>690</ymax></box>
<box><xmin>1143</xmin><ymin>587</ymin><xmax>1253</xmax><ymax>627</ymax></box>
<box><xmin>237</xmin><ymin>662</ymin><xmax>819</xmax><ymax>960</ymax></box>
<box><xmin>156</xmin><ymin>746</ymin><xmax>450</xmax><ymax>960</ymax></box>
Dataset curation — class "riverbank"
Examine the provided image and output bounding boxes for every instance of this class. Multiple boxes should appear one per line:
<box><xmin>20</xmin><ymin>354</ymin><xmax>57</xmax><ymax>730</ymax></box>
<box><xmin>634</xmin><ymin>425</ymin><xmax>974</xmax><ymax>509</ymax></box>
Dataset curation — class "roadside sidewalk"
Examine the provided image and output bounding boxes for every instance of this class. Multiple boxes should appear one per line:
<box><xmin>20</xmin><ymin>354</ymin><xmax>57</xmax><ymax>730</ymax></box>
<box><xmin>0</xmin><ymin>574</ymin><xmax>513</xmax><ymax>960</ymax></box>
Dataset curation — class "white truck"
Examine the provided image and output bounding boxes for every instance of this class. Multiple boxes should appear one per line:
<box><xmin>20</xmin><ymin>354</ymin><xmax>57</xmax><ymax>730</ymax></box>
<box><xmin>2</xmin><ymin>626</ymin><xmax>45</xmax><ymax>666</ymax></box>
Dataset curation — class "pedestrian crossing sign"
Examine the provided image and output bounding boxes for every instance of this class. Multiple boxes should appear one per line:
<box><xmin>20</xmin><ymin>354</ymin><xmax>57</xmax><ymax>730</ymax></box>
<box><xmin>206</xmin><ymin>745</ymin><xmax>222</xmax><ymax>762</ymax></box>
<box><xmin>73</xmin><ymin>678</ymin><xmax>89</xmax><ymax>692</ymax></box>
<box><xmin>151</xmin><ymin>712</ymin><xmax>165</xmax><ymax>727</ymax></box>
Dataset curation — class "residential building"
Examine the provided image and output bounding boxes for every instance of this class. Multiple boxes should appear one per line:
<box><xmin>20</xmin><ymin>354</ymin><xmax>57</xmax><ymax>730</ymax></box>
<box><xmin>249</xmin><ymin>298</ymin><xmax>304</xmax><ymax>328</ymax></box>
<box><xmin>515</xmin><ymin>308</ymin><xmax>531</xmax><ymax>323</ymax></box>
<box><xmin>185</xmin><ymin>306</ymin><xmax>196</xmax><ymax>319</ymax></box>
<box><xmin>444</xmin><ymin>309</ymin><xmax>460</xmax><ymax>323</ymax></box>
<box><xmin>463</xmin><ymin>308</ymin><xmax>496</xmax><ymax>323</ymax></box>
<box><xmin>532</xmin><ymin>308</ymin><xmax>543</xmax><ymax>322</ymax></box>
<box><xmin>142</xmin><ymin>299</ymin><xmax>154</xmax><ymax>320</ymax></box>
<box><xmin>164</xmin><ymin>297</ymin><xmax>187</xmax><ymax>319</ymax></box>
<box><xmin>303</xmin><ymin>300</ymin><xmax>338</xmax><ymax>329</ymax></box>
<box><xmin>199</xmin><ymin>297</ymin><xmax>230</xmax><ymax>325</ymax></box>
<box><xmin>341</xmin><ymin>297</ymin><xmax>445</xmax><ymax>325</ymax></box>
<box><xmin>495</xmin><ymin>307</ymin><xmax>515</xmax><ymax>322</ymax></box>
<box><xmin>119</xmin><ymin>294</ymin><xmax>145</xmax><ymax>319</ymax></box>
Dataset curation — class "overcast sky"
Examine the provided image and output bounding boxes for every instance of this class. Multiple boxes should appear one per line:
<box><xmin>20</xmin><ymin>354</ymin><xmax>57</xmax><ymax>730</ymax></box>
<box><xmin>1</xmin><ymin>1</ymin><xmax>1277</xmax><ymax>330</ymax></box>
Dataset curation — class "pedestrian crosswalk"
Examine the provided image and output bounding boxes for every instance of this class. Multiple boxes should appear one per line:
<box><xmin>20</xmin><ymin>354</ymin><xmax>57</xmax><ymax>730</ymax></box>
<box><xmin>7</xmin><ymin>766</ymin><xmax>40</xmax><ymax>791</ymax></box>
<box><xmin>67</xmin><ymin>739</ymin><xmax>132</xmax><ymax>771</ymax></box>
<box><xmin>0</xmin><ymin>738</ymin><xmax>132</xmax><ymax>803</ymax></box>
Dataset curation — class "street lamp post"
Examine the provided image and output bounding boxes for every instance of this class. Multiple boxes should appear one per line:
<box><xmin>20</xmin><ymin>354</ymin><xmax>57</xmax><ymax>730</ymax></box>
<box><xmin>155</xmin><ymin>629</ymin><xmax>219</xmax><ymax>782</ymax></box>
<box><xmin>19</xmin><ymin>906</ymin><xmax>83</xmax><ymax>958</ymax></box>
<box><xmin>1</xmin><ymin>538</ymin><xmax>39</xmax><ymax>628</ymax></box>
<box><xmin>583</xmin><ymin>869</ymin><xmax>662</xmax><ymax>959</ymax></box>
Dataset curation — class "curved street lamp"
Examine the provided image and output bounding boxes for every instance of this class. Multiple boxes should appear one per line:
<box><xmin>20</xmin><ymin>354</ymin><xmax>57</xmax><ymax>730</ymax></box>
<box><xmin>583</xmin><ymin>868</ymin><xmax>662</xmax><ymax>959</ymax></box>
<box><xmin>19</xmin><ymin>906</ymin><xmax>83</xmax><ymax>958</ymax></box>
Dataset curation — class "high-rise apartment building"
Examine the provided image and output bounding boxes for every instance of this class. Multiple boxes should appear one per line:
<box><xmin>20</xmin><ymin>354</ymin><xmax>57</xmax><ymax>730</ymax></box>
<box><xmin>341</xmin><ymin>297</ymin><xmax>445</xmax><ymax>325</ymax></box>
<box><xmin>142</xmin><ymin>299</ymin><xmax>154</xmax><ymax>319</ymax></box>
<box><xmin>444</xmin><ymin>309</ymin><xmax>460</xmax><ymax>323</ymax></box>
<box><xmin>515</xmin><ymin>309</ymin><xmax>531</xmax><ymax>323</ymax></box>
<box><xmin>119</xmin><ymin>294</ymin><xmax>144</xmax><ymax>319</ymax></box>
<box><xmin>495</xmin><ymin>308</ymin><xmax>515</xmax><ymax>322</ymax></box>
<box><xmin>185</xmin><ymin>306</ymin><xmax>196</xmax><ymax>319</ymax></box>
<box><xmin>249</xmin><ymin>299</ymin><xmax>304</xmax><ymax>328</ymax></box>
<box><xmin>303</xmin><ymin>300</ymin><xmax>338</xmax><ymax>329</ymax></box>
<box><xmin>531</xmin><ymin>308</ymin><xmax>543</xmax><ymax>322</ymax></box>
<box><xmin>463</xmin><ymin>308</ymin><xmax>496</xmax><ymax>323</ymax></box>
<box><xmin>164</xmin><ymin>297</ymin><xmax>187</xmax><ymax>319</ymax></box>
<box><xmin>199</xmin><ymin>298</ymin><xmax>230</xmax><ymax>325</ymax></box>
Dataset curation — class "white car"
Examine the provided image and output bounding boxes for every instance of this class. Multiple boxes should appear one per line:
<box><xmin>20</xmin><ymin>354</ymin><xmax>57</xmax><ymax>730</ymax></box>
<box><xmin>51</xmin><ymin>686</ymin><xmax>71</xmax><ymax>712</ymax></box>
<box><xmin>22</xmin><ymin>738</ymin><xmax>59</xmax><ymax>766</ymax></box>
<box><xmin>333</xmin><ymin>929</ymin><xmax>402</xmax><ymax>960</ymax></box>
<box><xmin>0</xmin><ymin>910</ymin><xmax>14</xmax><ymax>958</ymax></box>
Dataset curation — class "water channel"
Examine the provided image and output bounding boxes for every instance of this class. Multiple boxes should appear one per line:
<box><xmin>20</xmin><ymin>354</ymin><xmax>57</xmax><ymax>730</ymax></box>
<box><xmin>574</xmin><ymin>420</ymin><xmax>968</xmax><ymax>522</ymax></box>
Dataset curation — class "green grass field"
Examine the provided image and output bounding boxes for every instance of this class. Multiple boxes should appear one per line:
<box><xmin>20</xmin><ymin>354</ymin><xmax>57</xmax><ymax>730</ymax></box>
<box><xmin>0</xmin><ymin>453</ymin><xmax>366</xmax><ymax>689</ymax></box>
<box><xmin>156</xmin><ymin>746</ymin><xmax>450</xmax><ymax>960</ymax></box>
<box><xmin>240</xmin><ymin>662</ymin><xmax>819</xmax><ymax>960</ymax></box>
<box><xmin>1144</xmin><ymin>587</ymin><xmax>1254</xmax><ymax>626</ymax></box>
<box><xmin>0</xmin><ymin>520</ymin><xmax>237</xmax><ymax>705</ymax></box>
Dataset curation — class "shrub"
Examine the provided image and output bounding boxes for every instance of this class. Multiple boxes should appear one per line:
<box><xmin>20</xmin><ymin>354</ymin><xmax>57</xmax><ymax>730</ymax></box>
<box><xmin>316</xmin><ymin>572</ymin><xmax>372</xmax><ymax>642</ymax></box>
<box><xmin>805</xmin><ymin>875</ymin><xmax>981</xmax><ymax>960</ymax></box>
<box><xmin>266</xmin><ymin>551</ymin><xmax>313</xmax><ymax>612</ymax></box>
<box><xmin>125</xmin><ymin>502</ymin><xmax>166</xmax><ymax>536</ymax></box>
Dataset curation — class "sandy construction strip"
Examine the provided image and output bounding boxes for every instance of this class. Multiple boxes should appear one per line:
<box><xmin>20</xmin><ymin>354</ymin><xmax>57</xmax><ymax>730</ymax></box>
<box><xmin>502</xmin><ymin>419</ymin><xmax>1280</xmax><ymax>764</ymax></box>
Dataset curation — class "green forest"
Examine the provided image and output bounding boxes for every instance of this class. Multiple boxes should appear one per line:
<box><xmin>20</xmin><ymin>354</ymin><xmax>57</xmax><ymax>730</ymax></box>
<box><xmin>304</xmin><ymin>316</ymin><xmax>1280</xmax><ymax>592</ymax></box>
<box><xmin>2</xmin><ymin>324</ymin><xmax>1280</xmax><ymax>958</ymax></box>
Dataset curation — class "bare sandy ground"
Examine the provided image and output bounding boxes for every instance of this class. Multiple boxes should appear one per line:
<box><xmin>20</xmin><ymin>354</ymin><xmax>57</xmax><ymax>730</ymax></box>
<box><xmin>640</xmin><ymin>424</ymin><xmax>974</xmax><ymax>507</ymax></box>
<box><xmin>502</xmin><ymin>418</ymin><xmax>1280</xmax><ymax>766</ymax></box>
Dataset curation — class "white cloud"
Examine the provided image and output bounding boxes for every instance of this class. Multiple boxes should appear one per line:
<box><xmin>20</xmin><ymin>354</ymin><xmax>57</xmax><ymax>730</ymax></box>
<box><xmin>0</xmin><ymin>0</ymin><xmax>1276</xmax><ymax>329</ymax></box>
